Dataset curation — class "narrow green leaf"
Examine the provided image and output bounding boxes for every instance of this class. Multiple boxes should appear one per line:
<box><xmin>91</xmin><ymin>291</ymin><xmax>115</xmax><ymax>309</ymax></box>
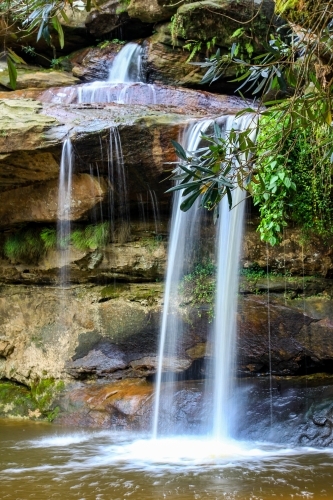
<box><xmin>7</xmin><ymin>48</ymin><xmax>26</xmax><ymax>65</ymax></box>
<box><xmin>171</xmin><ymin>140</ymin><xmax>188</xmax><ymax>161</ymax></box>
<box><xmin>52</xmin><ymin>16</ymin><xmax>65</xmax><ymax>49</ymax></box>
<box><xmin>180</xmin><ymin>190</ymin><xmax>201</xmax><ymax>211</ymax></box>
<box><xmin>60</xmin><ymin>9</ymin><xmax>70</xmax><ymax>23</ymax></box>
<box><xmin>7</xmin><ymin>57</ymin><xmax>17</xmax><ymax>90</ymax></box>
<box><xmin>226</xmin><ymin>187</ymin><xmax>233</xmax><ymax>210</ymax></box>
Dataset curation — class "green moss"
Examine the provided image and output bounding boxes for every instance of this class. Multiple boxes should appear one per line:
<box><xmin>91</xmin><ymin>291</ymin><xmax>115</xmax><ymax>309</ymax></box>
<box><xmin>0</xmin><ymin>378</ymin><xmax>65</xmax><ymax>421</ymax></box>
<box><xmin>31</xmin><ymin>378</ymin><xmax>65</xmax><ymax>414</ymax></box>
<box><xmin>116</xmin><ymin>0</ymin><xmax>130</xmax><ymax>14</ymax></box>
<box><xmin>100</xmin><ymin>284</ymin><xmax>125</xmax><ymax>300</ymax></box>
<box><xmin>0</xmin><ymin>381</ymin><xmax>37</xmax><ymax>418</ymax></box>
<box><xmin>129</xmin><ymin>289</ymin><xmax>160</xmax><ymax>305</ymax></box>
<box><xmin>179</xmin><ymin>262</ymin><xmax>216</xmax><ymax>321</ymax></box>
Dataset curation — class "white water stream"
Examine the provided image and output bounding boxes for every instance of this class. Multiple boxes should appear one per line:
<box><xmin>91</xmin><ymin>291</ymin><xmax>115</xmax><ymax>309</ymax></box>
<box><xmin>153</xmin><ymin>114</ymin><xmax>257</xmax><ymax>441</ymax></box>
<box><xmin>77</xmin><ymin>42</ymin><xmax>156</xmax><ymax>104</ymax></box>
<box><xmin>57</xmin><ymin>138</ymin><xmax>74</xmax><ymax>285</ymax></box>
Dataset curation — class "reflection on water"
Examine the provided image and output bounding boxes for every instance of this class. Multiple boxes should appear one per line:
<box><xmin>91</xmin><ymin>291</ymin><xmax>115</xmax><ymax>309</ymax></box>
<box><xmin>0</xmin><ymin>419</ymin><xmax>333</xmax><ymax>499</ymax></box>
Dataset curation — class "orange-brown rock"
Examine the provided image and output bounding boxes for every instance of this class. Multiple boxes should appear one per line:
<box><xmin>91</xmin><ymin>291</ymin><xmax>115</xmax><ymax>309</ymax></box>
<box><xmin>0</xmin><ymin>174</ymin><xmax>107</xmax><ymax>227</ymax></box>
<box><xmin>55</xmin><ymin>379</ymin><xmax>154</xmax><ymax>428</ymax></box>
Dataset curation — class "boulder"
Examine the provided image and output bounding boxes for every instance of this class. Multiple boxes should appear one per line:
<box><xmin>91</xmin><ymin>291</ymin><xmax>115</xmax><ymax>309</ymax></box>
<box><xmin>0</xmin><ymin>69</ymin><xmax>79</xmax><ymax>90</ymax></box>
<box><xmin>84</xmin><ymin>0</ymin><xmax>152</xmax><ymax>39</ymax></box>
<box><xmin>128</xmin><ymin>0</ymin><xmax>179</xmax><ymax>23</ymax></box>
<box><xmin>144</xmin><ymin>25</ymin><xmax>208</xmax><ymax>87</ymax></box>
<box><xmin>173</xmin><ymin>0</ymin><xmax>276</xmax><ymax>48</ymax></box>
<box><xmin>55</xmin><ymin>378</ymin><xmax>153</xmax><ymax>429</ymax></box>
<box><xmin>69</xmin><ymin>43</ymin><xmax>123</xmax><ymax>81</ymax></box>
<box><xmin>0</xmin><ymin>174</ymin><xmax>108</xmax><ymax>227</ymax></box>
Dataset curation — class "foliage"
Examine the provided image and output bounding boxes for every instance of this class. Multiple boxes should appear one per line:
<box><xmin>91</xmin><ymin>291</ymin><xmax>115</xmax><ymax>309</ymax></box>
<box><xmin>0</xmin><ymin>0</ymin><xmax>95</xmax><ymax>88</ymax></box>
<box><xmin>71</xmin><ymin>221</ymin><xmax>110</xmax><ymax>250</ymax></box>
<box><xmin>4</xmin><ymin>227</ymin><xmax>46</xmax><ymax>262</ymax></box>
<box><xmin>3</xmin><ymin>222</ymin><xmax>110</xmax><ymax>262</ymax></box>
<box><xmin>40</xmin><ymin>227</ymin><xmax>57</xmax><ymax>250</ymax></box>
<box><xmin>183</xmin><ymin>37</ymin><xmax>216</xmax><ymax>63</ymax></box>
<box><xmin>168</xmin><ymin>118</ymin><xmax>257</xmax><ymax>222</ymax></box>
<box><xmin>179</xmin><ymin>262</ymin><xmax>216</xmax><ymax>321</ymax></box>
<box><xmin>167</xmin><ymin>0</ymin><xmax>333</xmax><ymax>245</ymax></box>
<box><xmin>253</xmin><ymin>114</ymin><xmax>333</xmax><ymax>244</ymax></box>
<box><xmin>97</xmin><ymin>39</ymin><xmax>126</xmax><ymax>49</ymax></box>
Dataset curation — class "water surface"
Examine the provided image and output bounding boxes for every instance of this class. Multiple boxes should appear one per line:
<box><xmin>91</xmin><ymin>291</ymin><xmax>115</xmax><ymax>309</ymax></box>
<box><xmin>1</xmin><ymin>419</ymin><xmax>332</xmax><ymax>499</ymax></box>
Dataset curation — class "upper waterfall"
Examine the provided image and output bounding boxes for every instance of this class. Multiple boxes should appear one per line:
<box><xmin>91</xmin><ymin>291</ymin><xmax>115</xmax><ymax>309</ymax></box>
<box><xmin>107</xmin><ymin>42</ymin><xmax>144</xmax><ymax>83</ymax></box>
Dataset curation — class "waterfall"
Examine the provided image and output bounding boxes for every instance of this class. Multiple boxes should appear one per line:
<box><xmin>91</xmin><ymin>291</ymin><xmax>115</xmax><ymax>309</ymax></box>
<box><xmin>152</xmin><ymin>119</ymin><xmax>213</xmax><ymax>438</ymax></box>
<box><xmin>57</xmin><ymin>138</ymin><xmax>74</xmax><ymax>286</ymax></box>
<box><xmin>153</xmin><ymin>114</ymin><xmax>257</xmax><ymax>440</ymax></box>
<box><xmin>209</xmin><ymin>114</ymin><xmax>257</xmax><ymax>440</ymax></box>
<box><xmin>108</xmin><ymin>42</ymin><xmax>143</xmax><ymax>83</ymax></box>
<box><xmin>77</xmin><ymin>42</ymin><xmax>157</xmax><ymax>105</ymax></box>
<box><xmin>78</xmin><ymin>42</ymin><xmax>143</xmax><ymax>104</ymax></box>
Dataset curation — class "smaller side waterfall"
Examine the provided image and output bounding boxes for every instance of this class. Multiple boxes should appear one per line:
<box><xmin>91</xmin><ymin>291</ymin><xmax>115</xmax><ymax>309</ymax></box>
<box><xmin>77</xmin><ymin>42</ymin><xmax>146</xmax><ymax>104</ymax></box>
<box><xmin>76</xmin><ymin>42</ymin><xmax>158</xmax><ymax>105</ymax></box>
<box><xmin>106</xmin><ymin>127</ymin><xmax>130</xmax><ymax>239</ymax></box>
<box><xmin>57</xmin><ymin>138</ymin><xmax>74</xmax><ymax>285</ymax></box>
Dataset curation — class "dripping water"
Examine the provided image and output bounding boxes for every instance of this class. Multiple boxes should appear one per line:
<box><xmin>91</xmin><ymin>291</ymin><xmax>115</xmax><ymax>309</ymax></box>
<box><xmin>57</xmin><ymin>138</ymin><xmax>74</xmax><ymax>286</ymax></box>
<box><xmin>148</xmin><ymin>189</ymin><xmax>161</xmax><ymax>236</ymax></box>
<box><xmin>107</xmin><ymin>127</ymin><xmax>130</xmax><ymax>242</ymax></box>
<box><xmin>266</xmin><ymin>242</ymin><xmax>273</xmax><ymax>429</ymax></box>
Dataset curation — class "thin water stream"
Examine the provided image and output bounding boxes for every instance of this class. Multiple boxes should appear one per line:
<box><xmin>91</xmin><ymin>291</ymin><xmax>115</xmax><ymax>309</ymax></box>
<box><xmin>1</xmin><ymin>419</ymin><xmax>333</xmax><ymax>499</ymax></box>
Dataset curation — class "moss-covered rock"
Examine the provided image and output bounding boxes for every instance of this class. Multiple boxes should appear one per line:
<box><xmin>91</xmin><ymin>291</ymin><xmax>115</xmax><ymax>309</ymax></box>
<box><xmin>172</xmin><ymin>0</ymin><xmax>276</xmax><ymax>49</ymax></box>
<box><xmin>0</xmin><ymin>378</ymin><xmax>65</xmax><ymax>421</ymax></box>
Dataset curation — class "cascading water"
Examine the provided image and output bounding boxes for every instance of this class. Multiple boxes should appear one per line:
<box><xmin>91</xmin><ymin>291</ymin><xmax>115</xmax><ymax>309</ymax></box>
<box><xmin>57</xmin><ymin>138</ymin><xmax>74</xmax><ymax>285</ymax></box>
<box><xmin>208</xmin><ymin>114</ymin><xmax>257</xmax><ymax>441</ymax></box>
<box><xmin>153</xmin><ymin>114</ymin><xmax>257</xmax><ymax>440</ymax></box>
<box><xmin>108</xmin><ymin>42</ymin><xmax>143</xmax><ymax>83</ymax></box>
<box><xmin>77</xmin><ymin>42</ymin><xmax>156</xmax><ymax>105</ymax></box>
<box><xmin>152</xmin><ymin>119</ymin><xmax>213</xmax><ymax>438</ymax></box>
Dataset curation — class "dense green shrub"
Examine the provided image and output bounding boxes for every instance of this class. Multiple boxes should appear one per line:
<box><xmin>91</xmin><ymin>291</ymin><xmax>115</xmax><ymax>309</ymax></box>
<box><xmin>253</xmin><ymin>113</ymin><xmax>333</xmax><ymax>244</ymax></box>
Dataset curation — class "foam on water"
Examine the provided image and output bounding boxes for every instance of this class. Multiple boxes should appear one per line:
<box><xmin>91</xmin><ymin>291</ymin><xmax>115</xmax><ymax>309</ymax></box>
<box><xmin>7</xmin><ymin>433</ymin><xmax>332</xmax><ymax>473</ymax></box>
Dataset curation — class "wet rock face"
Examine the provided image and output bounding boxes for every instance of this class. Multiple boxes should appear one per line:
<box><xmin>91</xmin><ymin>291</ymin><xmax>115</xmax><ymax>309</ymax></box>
<box><xmin>243</xmin><ymin>223</ymin><xmax>333</xmax><ymax>278</ymax></box>
<box><xmin>237</xmin><ymin>292</ymin><xmax>333</xmax><ymax>376</ymax></box>
<box><xmin>55</xmin><ymin>375</ymin><xmax>333</xmax><ymax>445</ymax></box>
